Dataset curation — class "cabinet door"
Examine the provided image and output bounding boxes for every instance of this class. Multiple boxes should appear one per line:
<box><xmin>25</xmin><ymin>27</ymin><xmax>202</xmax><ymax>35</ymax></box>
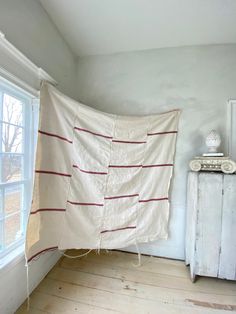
<box><xmin>195</xmin><ymin>173</ymin><xmax>223</xmax><ymax>277</ymax></box>
<box><xmin>219</xmin><ymin>175</ymin><xmax>236</xmax><ymax>280</ymax></box>
<box><xmin>185</xmin><ymin>172</ymin><xmax>198</xmax><ymax>266</ymax></box>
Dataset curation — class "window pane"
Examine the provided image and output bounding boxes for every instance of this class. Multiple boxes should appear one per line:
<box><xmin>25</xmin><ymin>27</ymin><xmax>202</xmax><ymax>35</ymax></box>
<box><xmin>0</xmin><ymin>189</ymin><xmax>3</xmax><ymax>216</ymax></box>
<box><xmin>5</xmin><ymin>212</ymin><xmax>22</xmax><ymax>247</ymax></box>
<box><xmin>0</xmin><ymin>221</ymin><xmax>3</xmax><ymax>252</ymax></box>
<box><xmin>3</xmin><ymin>94</ymin><xmax>23</xmax><ymax>126</ymax></box>
<box><xmin>0</xmin><ymin>190</ymin><xmax>3</xmax><ymax>252</ymax></box>
<box><xmin>4</xmin><ymin>185</ymin><xmax>22</xmax><ymax>215</ymax></box>
<box><xmin>2</xmin><ymin>123</ymin><xmax>23</xmax><ymax>153</ymax></box>
<box><xmin>0</xmin><ymin>80</ymin><xmax>36</xmax><ymax>258</ymax></box>
<box><xmin>1</xmin><ymin>155</ymin><xmax>23</xmax><ymax>183</ymax></box>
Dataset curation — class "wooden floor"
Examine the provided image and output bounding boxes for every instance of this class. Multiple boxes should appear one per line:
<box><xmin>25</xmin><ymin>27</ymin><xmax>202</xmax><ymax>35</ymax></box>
<box><xmin>17</xmin><ymin>250</ymin><xmax>236</xmax><ymax>314</ymax></box>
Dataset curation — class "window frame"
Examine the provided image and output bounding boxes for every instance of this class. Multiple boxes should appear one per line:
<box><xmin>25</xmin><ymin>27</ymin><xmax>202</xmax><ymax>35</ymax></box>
<box><xmin>0</xmin><ymin>78</ymin><xmax>38</xmax><ymax>260</ymax></box>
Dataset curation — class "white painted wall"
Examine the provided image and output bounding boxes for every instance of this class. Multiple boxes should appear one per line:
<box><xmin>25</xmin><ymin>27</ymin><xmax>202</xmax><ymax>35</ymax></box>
<box><xmin>76</xmin><ymin>44</ymin><xmax>236</xmax><ymax>260</ymax></box>
<box><xmin>0</xmin><ymin>250</ymin><xmax>61</xmax><ymax>314</ymax></box>
<box><xmin>0</xmin><ymin>0</ymin><xmax>77</xmax><ymax>99</ymax></box>
<box><xmin>0</xmin><ymin>1</ymin><xmax>77</xmax><ymax>313</ymax></box>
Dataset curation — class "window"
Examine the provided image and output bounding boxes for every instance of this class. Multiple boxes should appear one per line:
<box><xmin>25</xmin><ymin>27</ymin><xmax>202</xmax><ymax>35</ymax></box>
<box><xmin>0</xmin><ymin>79</ymin><xmax>38</xmax><ymax>259</ymax></box>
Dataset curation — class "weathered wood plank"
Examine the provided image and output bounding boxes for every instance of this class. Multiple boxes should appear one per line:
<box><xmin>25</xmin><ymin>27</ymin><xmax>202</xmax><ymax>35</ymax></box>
<box><xmin>47</xmin><ymin>266</ymin><xmax>236</xmax><ymax>307</ymax></box>
<box><xmin>16</xmin><ymin>251</ymin><xmax>236</xmax><ymax>313</ymax></box>
<box><xmin>59</xmin><ymin>253</ymin><xmax>236</xmax><ymax>295</ymax></box>
<box><xmin>35</xmin><ymin>277</ymin><xmax>228</xmax><ymax>314</ymax></box>
<box><xmin>196</xmin><ymin>173</ymin><xmax>223</xmax><ymax>277</ymax></box>
<box><xmin>219</xmin><ymin>175</ymin><xmax>236</xmax><ymax>280</ymax></box>
<box><xmin>16</xmin><ymin>291</ymin><xmax>116</xmax><ymax>314</ymax></box>
<box><xmin>186</xmin><ymin>299</ymin><xmax>236</xmax><ymax>311</ymax></box>
<box><xmin>16</xmin><ymin>305</ymin><xmax>46</xmax><ymax>314</ymax></box>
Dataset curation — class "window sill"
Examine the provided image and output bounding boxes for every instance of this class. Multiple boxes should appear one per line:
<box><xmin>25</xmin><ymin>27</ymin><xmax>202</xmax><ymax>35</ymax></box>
<box><xmin>0</xmin><ymin>244</ymin><xmax>25</xmax><ymax>273</ymax></box>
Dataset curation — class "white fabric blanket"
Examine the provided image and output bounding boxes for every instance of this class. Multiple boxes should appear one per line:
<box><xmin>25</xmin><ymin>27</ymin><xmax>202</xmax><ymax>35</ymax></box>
<box><xmin>26</xmin><ymin>83</ymin><xmax>180</xmax><ymax>262</ymax></box>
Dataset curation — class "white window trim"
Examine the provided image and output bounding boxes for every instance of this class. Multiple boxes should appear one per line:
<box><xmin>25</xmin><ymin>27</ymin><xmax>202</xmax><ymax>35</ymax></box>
<box><xmin>0</xmin><ymin>31</ymin><xmax>57</xmax><ymax>96</ymax></box>
<box><xmin>0</xmin><ymin>31</ymin><xmax>57</xmax><ymax>268</ymax></box>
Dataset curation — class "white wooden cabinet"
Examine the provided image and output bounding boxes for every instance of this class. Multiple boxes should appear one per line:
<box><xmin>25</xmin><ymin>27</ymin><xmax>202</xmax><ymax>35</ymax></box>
<box><xmin>185</xmin><ymin>171</ymin><xmax>236</xmax><ymax>282</ymax></box>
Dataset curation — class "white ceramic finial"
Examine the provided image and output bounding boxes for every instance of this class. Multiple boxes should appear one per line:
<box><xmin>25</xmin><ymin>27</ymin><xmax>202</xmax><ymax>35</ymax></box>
<box><xmin>205</xmin><ymin>130</ymin><xmax>221</xmax><ymax>153</ymax></box>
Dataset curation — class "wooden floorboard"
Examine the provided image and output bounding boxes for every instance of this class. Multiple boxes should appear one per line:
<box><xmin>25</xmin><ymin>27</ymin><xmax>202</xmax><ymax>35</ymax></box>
<box><xmin>16</xmin><ymin>250</ymin><xmax>236</xmax><ymax>313</ymax></box>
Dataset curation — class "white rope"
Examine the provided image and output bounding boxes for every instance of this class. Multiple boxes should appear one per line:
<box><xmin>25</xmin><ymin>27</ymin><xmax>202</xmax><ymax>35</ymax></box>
<box><xmin>25</xmin><ymin>260</ymin><xmax>30</xmax><ymax>311</ymax></box>
<box><xmin>60</xmin><ymin>249</ymin><xmax>92</xmax><ymax>259</ymax></box>
<box><xmin>132</xmin><ymin>240</ymin><xmax>142</xmax><ymax>267</ymax></box>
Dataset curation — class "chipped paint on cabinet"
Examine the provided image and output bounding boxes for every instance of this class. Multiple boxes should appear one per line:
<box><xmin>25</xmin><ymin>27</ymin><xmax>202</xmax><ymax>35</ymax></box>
<box><xmin>185</xmin><ymin>172</ymin><xmax>236</xmax><ymax>281</ymax></box>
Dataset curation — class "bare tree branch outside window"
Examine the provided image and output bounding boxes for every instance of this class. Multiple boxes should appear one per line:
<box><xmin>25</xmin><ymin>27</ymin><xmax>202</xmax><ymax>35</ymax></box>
<box><xmin>2</xmin><ymin>94</ymin><xmax>23</xmax><ymax>182</ymax></box>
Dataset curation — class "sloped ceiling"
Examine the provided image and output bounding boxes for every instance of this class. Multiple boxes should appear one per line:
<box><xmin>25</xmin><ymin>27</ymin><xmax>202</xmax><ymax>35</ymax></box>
<box><xmin>40</xmin><ymin>0</ymin><xmax>236</xmax><ymax>56</ymax></box>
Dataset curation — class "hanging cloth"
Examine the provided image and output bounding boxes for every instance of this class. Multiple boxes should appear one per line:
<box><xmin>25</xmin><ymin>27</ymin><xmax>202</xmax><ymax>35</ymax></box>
<box><xmin>25</xmin><ymin>83</ymin><xmax>180</xmax><ymax>263</ymax></box>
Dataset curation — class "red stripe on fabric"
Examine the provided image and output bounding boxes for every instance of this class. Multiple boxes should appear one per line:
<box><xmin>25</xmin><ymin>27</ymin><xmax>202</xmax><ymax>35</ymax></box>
<box><xmin>30</xmin><ymin>208</ymin><xmax>66</xmax><ymax>215</ymax></box>
<box><xmin>109</xmin><ymin>165</ymin><xmax>142</xmax><ymax>168</ymax></box>
<box><xmin>67</xmin><ymin>200</ymin><xmax>104</xmax><ymax>207</ymax></box>
<box><xmin>139</xmin><ymin>197</ymin><xmax>168</xmax><ymax>203</ymax></box>
<box><xmin>109</xmin><ymin>164</ymin><xmax>173</xmax><ymax>169</ymax></box>
<box><xmin>27</xmin><ymin>246</ymin><xmax>58</xmax><ymax>263</ymax></box>
<box><xmin>35</xmin><ymin>170</ymin><xmax>71</xmax><ymax>177</ymax></box>
<box><xmin>101</xmin><ymin>226</ymin><xmax>136</xmax><ymax>234</ymax></box>
<box><xmin>73</xmin><ymin>164</ymin><xmax>108</xmax><ymax>175</ymax></box>
<box><xmin>38</xmin><ymin>130</ymin><xmax>72</xmax><ymax>143</ymax></box>
<box><xmin>142</xmin><ymin>164</ymin><xmax>173</xmax><ymax>168</ymax></box>
<box><xmin>74</xmin><ymin>127</ymin><xmax>113</xmax><ymax>139</ymax></box>
<box><xmin>112</xmin><ymin>140</ymin><xmax>146</xmax><ymax>144</ymax></box>
<box><xmin>104</xmin><ymin>194</ymin><xmax>139</xmax><ymax>200</ymax></box>
<box><xmin>147</xmin><ymin>131</ymin><xmax>178</xmax><ymax>136</ymax></box>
